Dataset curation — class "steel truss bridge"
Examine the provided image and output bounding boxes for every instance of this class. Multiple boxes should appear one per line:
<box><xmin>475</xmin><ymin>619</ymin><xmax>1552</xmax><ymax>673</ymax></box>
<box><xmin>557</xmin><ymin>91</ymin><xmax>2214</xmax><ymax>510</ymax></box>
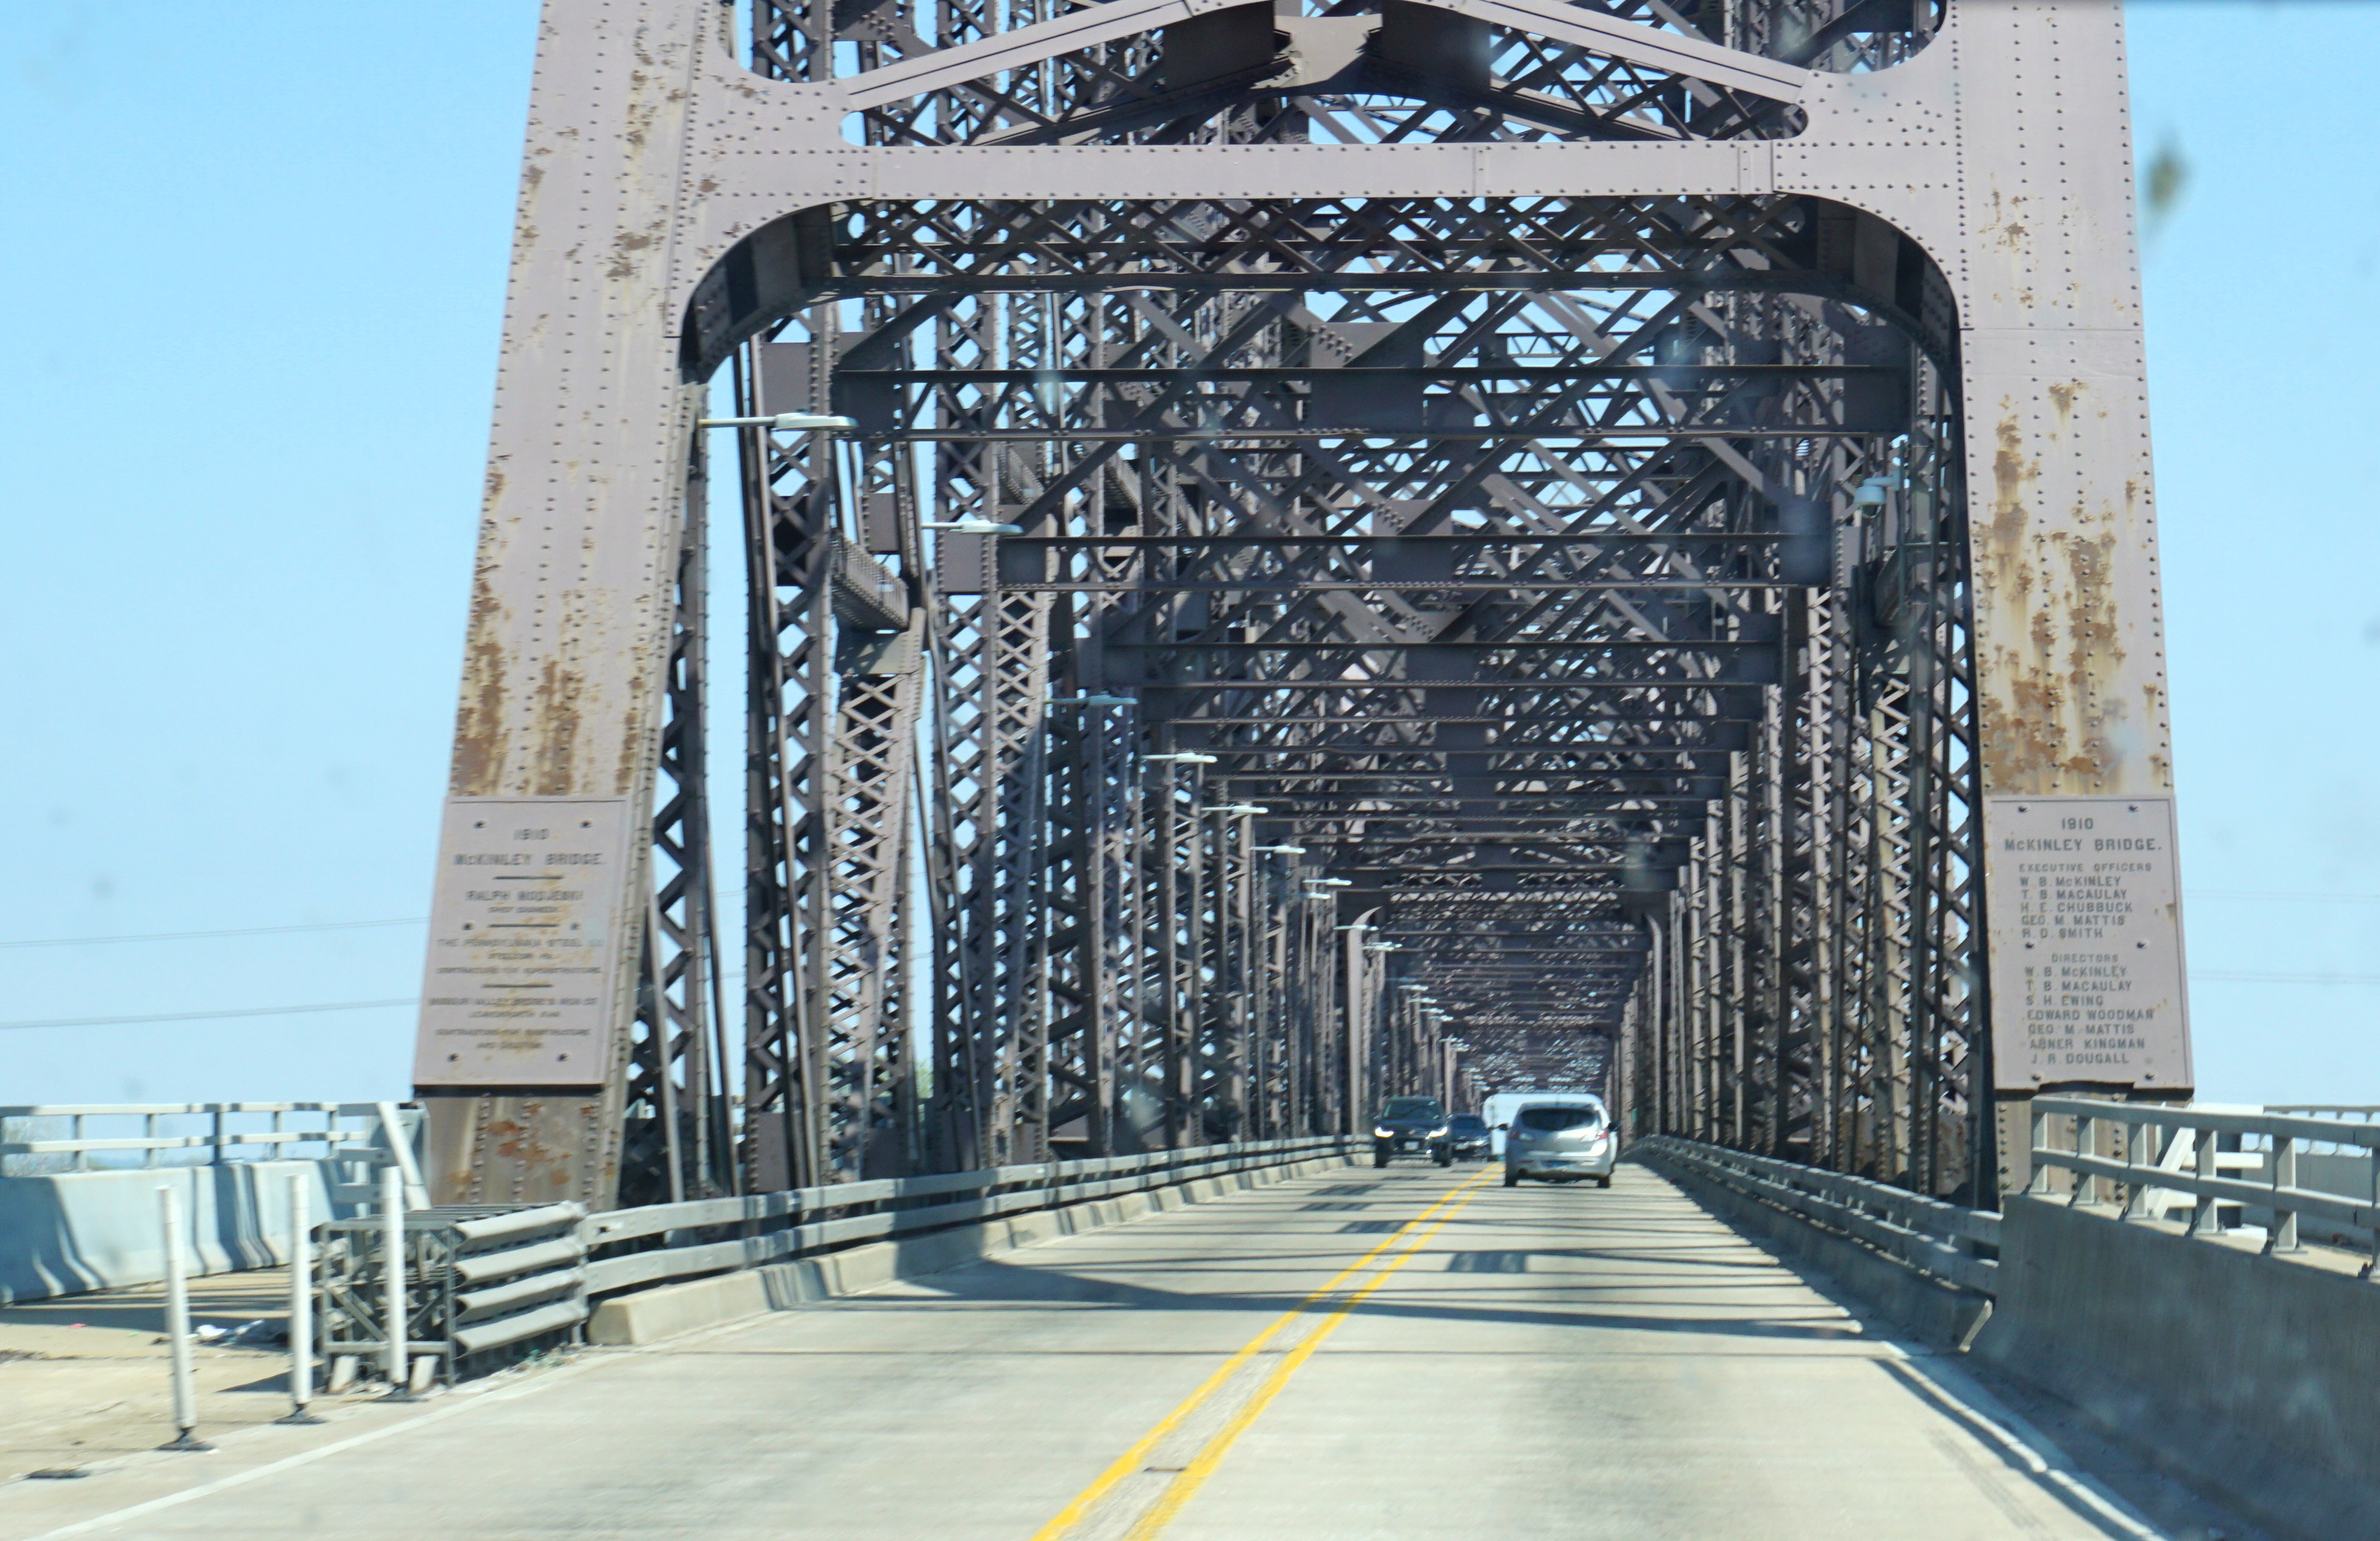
<box><xmin>407</xmin><ymin>0</ymin><xmax>2188</xmax><ymax>1214</ymax></box>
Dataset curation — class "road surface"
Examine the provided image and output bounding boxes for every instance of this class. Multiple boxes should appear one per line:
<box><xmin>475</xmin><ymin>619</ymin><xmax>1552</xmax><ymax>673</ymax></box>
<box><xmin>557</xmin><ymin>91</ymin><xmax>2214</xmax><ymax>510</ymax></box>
<box><xmin>8</xmin><ymin>1161</ymin><xmax>2167</xmax><ymax>1540</ymax></box>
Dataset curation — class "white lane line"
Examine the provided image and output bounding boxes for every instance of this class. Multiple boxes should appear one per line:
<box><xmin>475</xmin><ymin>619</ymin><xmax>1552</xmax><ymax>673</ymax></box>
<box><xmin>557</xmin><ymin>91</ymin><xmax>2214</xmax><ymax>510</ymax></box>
<box><xmin>12</xmin><ymin>1302</ymin><xmax>778</xmax><ymax>1541</ymax></box>
<box><xmin>18</xmin><ymin>1160</ymin><xmax>1358</xmax><ymax>1541</ymax></box>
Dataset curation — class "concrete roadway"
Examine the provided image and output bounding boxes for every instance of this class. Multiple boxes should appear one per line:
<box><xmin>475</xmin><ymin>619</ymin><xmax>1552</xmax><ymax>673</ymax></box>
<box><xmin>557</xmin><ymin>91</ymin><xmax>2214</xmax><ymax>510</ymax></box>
<box><xmin>7</xmin><ymin>1161</ymin><xmax>2170</xmax><ymax>1540</ymax></box>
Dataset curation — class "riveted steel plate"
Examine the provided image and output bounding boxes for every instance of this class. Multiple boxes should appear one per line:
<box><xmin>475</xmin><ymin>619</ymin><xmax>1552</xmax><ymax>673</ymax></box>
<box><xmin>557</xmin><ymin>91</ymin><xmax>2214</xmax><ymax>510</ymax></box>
<box><xmin>413</xmin><ymin>797</ymin><xmax>634</xmax><ymax>1087</ymax></box>
<box><xmin>1985</xmin><ymin>796</ymin><xmax>2191</xmax><ymax>1093</ymax></box>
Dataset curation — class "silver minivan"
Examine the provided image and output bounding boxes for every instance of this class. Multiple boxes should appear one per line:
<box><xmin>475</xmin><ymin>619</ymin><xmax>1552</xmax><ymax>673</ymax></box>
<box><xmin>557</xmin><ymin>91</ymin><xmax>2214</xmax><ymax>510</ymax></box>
<box><xmin>1500</xmin><ymin>1100</ymin><xmax>1615</xmax><ymax>1187</ymax></box>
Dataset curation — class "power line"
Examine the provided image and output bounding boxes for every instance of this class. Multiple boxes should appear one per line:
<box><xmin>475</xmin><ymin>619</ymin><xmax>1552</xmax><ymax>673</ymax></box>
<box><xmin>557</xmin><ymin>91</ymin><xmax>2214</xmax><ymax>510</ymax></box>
<box><xmin>0</xmin><ymin>999</ymin><xmax>420</xmax><ymax>1031</ymax></box>
<box><xmin>2193</xmin><ymin>970</ymin><xmax>2380</xmax><ymax>986</ymax></box>
<box><xmin>2187</xmin><ymin>890</ymin><xmax>2380</xmax><ymax>904</ymax></box>
<box><xmin>0</xmin><ymin>918</ymin><xmax>429</xmax><ymax>950</ymax></box>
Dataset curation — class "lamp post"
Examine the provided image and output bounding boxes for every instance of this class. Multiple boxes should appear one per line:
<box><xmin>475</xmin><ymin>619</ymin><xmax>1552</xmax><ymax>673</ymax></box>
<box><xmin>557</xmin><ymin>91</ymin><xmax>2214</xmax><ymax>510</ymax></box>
<box><xmin>1202</xmin><ymin>803</ymin><xmax>1267</xmax><ymax>1138</ymax></box>
<box><xmin>1147</xmin><ymin>739</ymin><xmax>1191</xmax><ymax>1147</ymax></box>
<box><xmin>698</xmin><ymin>412</ymin><xmax>859</xmax><ymax>433</ymax></box>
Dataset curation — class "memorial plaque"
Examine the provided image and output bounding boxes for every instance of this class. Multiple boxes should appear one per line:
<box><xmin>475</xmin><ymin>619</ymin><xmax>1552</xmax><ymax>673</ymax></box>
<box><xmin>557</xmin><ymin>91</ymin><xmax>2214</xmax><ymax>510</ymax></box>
<box><xmin>412</xmin><ymin>796</ymin><xmax>633</xmax><ymax>1087</ymax></box>
<box><xmin>1984</xmin><ymin>795</ymin><xmax>2192</xmax><ymax>1092</ymax></box>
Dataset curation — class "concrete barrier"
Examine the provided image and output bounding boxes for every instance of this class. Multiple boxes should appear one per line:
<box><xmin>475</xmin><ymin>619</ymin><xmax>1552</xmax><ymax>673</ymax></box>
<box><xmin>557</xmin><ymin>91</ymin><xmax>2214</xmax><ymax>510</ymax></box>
<box><xmin>588</xmin><ymin>1152</ymin><xmax>1354</xmax><ymax>1346</ymax></box>
<box><xmin>1632</xmin><ymin>1145</ymin><xmax>1991</xmax><ymax>1350</ymax></box>
<box><xmin>0</xmin><ymin>1161</ymin><xmax>338</xmax><ymax>1304</ymax></box>
<box><xmin>1646</xmin><ymin>1147</ymin><xmax>2380</xmax><ymax>1541</ymax></box>
<box><xmin>1974</xmin><ymin>1196</ymin><xmax>2380</xmax><ymax>1541</ymax></box>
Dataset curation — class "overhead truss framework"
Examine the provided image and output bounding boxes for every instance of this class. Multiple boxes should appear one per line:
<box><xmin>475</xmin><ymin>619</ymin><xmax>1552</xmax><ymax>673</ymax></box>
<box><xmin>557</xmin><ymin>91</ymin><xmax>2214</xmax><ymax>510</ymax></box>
<box><xmin>409</xmin><ymin>0</ymin><xmax>2190</xmax><ymax>1211</ymax></box>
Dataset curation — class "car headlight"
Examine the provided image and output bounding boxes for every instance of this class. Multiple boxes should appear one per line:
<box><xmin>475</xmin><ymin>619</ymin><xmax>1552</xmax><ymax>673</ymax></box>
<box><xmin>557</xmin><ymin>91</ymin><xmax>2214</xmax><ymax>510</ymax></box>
<box><xmin>1374</xmin><ymin>1127</ymin><xmax>1395</xmax><ymax>1139</ymax></box>
<box><xmin>1429</xmin><ymin>1126</ymin><xmax>1449</xmax><ymax>1138</ymax></box>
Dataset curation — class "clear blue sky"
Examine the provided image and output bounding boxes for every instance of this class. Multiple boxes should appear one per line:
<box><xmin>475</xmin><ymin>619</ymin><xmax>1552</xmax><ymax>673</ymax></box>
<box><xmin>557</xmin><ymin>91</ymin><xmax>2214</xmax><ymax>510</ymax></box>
<box><xmin>1</xmin><ymin>4</ymin><xmax>2373</xmax><ymax>1108</ymax></box>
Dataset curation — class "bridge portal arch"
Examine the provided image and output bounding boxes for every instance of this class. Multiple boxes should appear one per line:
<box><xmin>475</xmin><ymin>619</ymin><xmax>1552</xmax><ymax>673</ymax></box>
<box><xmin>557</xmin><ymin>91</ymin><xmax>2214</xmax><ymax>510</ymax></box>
<box><xmin>409</xmin><ymin>0</ymin><xmax>2187</xmax><ymax>1209</ymax></box>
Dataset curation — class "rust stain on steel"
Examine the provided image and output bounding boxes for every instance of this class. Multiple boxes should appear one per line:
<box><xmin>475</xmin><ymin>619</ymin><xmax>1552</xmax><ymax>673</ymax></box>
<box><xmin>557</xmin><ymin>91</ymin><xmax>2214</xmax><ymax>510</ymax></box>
<box><xmin>1979</xmin><ymin>407</ymin><xmax>2066</xmax><ymax>791</ymax></box>
<box><xmin>1987</xmin><ymin>186</ymin><xmax>2030</xmax><ymax>256</ymax></box>
<box><xmin>1978</xmin><ymin>394</ymin><xmax>2135</xmax><ymax>794</ymax></box>
<box><xmin>615</xmin><ymin>681</ymin><xmax>649</xmax><ymax>797</ymax></box>
<box><xmin>2051</xmin><ymin>521</ymin><xmax>2123</xmax><ymax>780</ymax></box>
<box><xmin>609</xmin><ymin>220</ymin><xmax>666</xmax><ymax>281</ymax></box>
<box><xmin>483</xmin><ymin>1109</ymin><xmax>576</xmax><ymax>1198</ymax></box>
<box><xmin>529</xmin><ymin>654</ymin><xmax>587</xmax><ymax>797</ymax></box>
<box><xmin>1984</xmin><ymin>409</ymin><xmax>2035</xmax><ymax>602</ymax></box>
<box><xmin>451</xmin><ymin>471</ymin><xmax>513</xmax><ymax>797</ymax></box>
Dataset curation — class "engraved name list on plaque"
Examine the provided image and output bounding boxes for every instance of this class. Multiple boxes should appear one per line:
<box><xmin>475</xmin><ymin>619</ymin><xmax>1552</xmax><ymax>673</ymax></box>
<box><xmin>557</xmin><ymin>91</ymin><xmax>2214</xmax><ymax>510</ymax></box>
<box><xmin>411</xmin><ymin>796</ymin><xmax>633</xmax><ymax>1088</ymax></box>
<box><xmin>1984</xmin><ymin>795</ymin><xmax>2192</xmax><ymax>1092</ymax></box>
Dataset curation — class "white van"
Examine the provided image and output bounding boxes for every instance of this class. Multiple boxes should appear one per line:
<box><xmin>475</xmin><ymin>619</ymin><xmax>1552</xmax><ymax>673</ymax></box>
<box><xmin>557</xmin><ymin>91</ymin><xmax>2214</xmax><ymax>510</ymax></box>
<box><xmin>1479</xmin><ymin>1090</ymin><xmax>1606</xmax><ymax>1157</ymax></box>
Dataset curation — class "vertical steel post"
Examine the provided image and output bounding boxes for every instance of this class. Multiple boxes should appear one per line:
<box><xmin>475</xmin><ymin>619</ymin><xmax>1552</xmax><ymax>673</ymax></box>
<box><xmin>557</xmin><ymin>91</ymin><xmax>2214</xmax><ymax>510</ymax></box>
<box><xmin>1156</xmin><ymin>759</ymin><xmax>1184</xmax><ymax>1147</ymax></box>
<box><xmin>158</xmin><ymin>1186</ymin><xmax>209</xmax><ymax>1451</ymax></box>
<box><xmin>380</xmin><ymin>1165</ymin><xmax>409</xmax><ymax>1397</ymax></box>
<box><xmin>279</xmin><ymin>1173</ymin><xmax>322</xmax><ymax>1424</ymax></box>
<box><xmin>2269</xmin><ymin>1132</ymin><xmax>2298</xmax><ymax>1254</ymax></box>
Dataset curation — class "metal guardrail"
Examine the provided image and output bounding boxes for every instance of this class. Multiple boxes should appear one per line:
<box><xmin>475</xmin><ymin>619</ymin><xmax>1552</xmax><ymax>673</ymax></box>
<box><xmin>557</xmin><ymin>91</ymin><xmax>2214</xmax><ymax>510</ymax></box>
<box><xmin>1636</xmin><ymin>1135</ymin><xmax>2000</xmax><ymax>1294</ymax></box>
<box><xmin>579</xmin><ymin>1135</ymin><xmax>1354</xmax><ymax>1296</ymax></box>
<box><xmin>0</xmin><ymin>1102</ymin><xmax>384</xmax><ymax>1173</ymax></box>
<box><xmin>321</xmin><ymin>1135</ymin><xmax>1353</xmax><ymax>1384</ymax></box>
<box><xmin>2029</xmin><ymin>1096</ymin><xmax>2380</xmax><ymax>1267</ymax></box>
<box><xmin>319</xmin><ymin>1202</ymin><xmax>591</xmax><ymax>1385</ymax></box>
<box><xmin>2</xmin><ymin>1099</ymin><xmax>431</xmax><ymax>1211</ymax></box>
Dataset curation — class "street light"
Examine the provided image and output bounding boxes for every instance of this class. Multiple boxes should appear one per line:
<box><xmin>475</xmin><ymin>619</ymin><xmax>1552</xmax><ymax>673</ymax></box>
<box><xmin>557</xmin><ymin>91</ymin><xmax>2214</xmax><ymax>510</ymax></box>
<box><xmin>1254</xmin><ymin>844</ymin><xmax>1307</xmax><ymax>855</ymax></box>
<box><xmin>924</xmin><ymin>518</ymin><xmax>1024</xmax><ymax>534</ymax></box>
<box><xmin>1144</xmin><ymin>752</ymin><xmax>1217</xmax><ymax>765</ymax></box>
<box><xmin>1313</xmin><ymin>878</ymin><xmax>1353</xmax><ymax>887</ymax></box>
<box><xmin>698</xmin><ymin>412</ymin><xmax>860</xmax><ymax>433</ymax></box>
<box><xmin>1206</xmin><ymin>804</ymin><xmax>1269</xmax><ymax>816</ymax></box>
<box><xmin>1045</xmin><ymin>694</ymin><xmax>1134</xmax><ymax>707</ymax></box>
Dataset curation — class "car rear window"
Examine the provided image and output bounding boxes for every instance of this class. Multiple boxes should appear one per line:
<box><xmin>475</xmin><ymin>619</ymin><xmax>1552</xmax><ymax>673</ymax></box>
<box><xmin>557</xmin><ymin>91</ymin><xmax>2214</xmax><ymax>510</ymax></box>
<box><xmin>1381</xmin><ymin>1098</ymin><xmax>1443</xmax><ymax>1121</ymax></box>
<box><xmin>1516</xmin><ymin>1106</ymin><xmax>1602</xmax><ymax>1132</ymax></box>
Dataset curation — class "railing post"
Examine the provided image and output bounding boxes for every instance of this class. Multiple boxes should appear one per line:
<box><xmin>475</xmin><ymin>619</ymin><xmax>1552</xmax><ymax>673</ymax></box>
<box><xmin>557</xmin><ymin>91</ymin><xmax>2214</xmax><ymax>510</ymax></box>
<box><xmin>2367</xmin><ymin>1144</ymin><xmax>2379</xmax><ymax>1281</ymax></box>
<box><xmin>279</xmin><ymin>1172</ymin><xmax>323</xmax><ymax>1424</ymax></box>
<box><xmin>2027</xmin><ymin>1103</ymin><xmax>2050</xmax><ymax>1197</ymax></box>
<box><xmin>2269</xmin><ymin>1130</ymin><xmax>2297</xmax><ymax>1254</ymax></box>
<box><xmin>2070</xmin><ymin>1113</ymin><xmax>2095</xmax><ymax>1207</ymax></box>
<box><xmin>211</xmin><ymin>1105</ymin><xmax>226</xmax><ymax>1166</ymax></box>
<box><xmin>158</xmin><ymin>1185</ymin><xmax>211</xmax><ymax>1452</ymax></box>
<box><xmin>2188</xmin><ymin>1121</ymin><xmax>2217</xmax><ymax>1235</ymax></box>
<box><xmin>75</xmin><ymin>1113</ymin><xmax>91</xmax><ymax>1173</ymax></box>
<box><xmin>2119</xmin><ymin>1119</ymin><xmax>2146</xmax><ymax>1218</ymax></box>
<box><xmin>380</xmin><ymin>1165</ymin><xmax>411</xmax><ymax>1398</ymax></box>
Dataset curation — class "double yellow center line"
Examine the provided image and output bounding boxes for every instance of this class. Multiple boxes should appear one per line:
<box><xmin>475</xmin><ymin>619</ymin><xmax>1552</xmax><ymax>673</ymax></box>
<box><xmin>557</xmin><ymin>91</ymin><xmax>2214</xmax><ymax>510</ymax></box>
<box><xmin>1031</xmin><ymin>1166</ymin><xmax>1495</xmax><ymax>1540</ymax></box>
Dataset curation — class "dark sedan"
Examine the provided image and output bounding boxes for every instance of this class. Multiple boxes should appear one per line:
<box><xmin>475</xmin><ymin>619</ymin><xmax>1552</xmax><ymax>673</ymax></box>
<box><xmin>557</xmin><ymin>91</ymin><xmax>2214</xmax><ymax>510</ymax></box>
<box><xmin>1445</xmin><ymin>1115</ymin><xmax>1492</xmax><ymax>1160</ymax></box>
<box><xmin>1372</xmin><ymin>1097</ymin><xmax>1452</xmax><ymax>1166</ymax></box>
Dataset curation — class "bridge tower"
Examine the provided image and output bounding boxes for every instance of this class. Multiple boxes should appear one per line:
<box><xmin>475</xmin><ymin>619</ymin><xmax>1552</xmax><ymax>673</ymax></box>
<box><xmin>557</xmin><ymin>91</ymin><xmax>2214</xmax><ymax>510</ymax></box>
<box><xmin>411</xmin><ymin>0</ymin><xmax>2189</xmax><ymax>1207</ymax></box>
